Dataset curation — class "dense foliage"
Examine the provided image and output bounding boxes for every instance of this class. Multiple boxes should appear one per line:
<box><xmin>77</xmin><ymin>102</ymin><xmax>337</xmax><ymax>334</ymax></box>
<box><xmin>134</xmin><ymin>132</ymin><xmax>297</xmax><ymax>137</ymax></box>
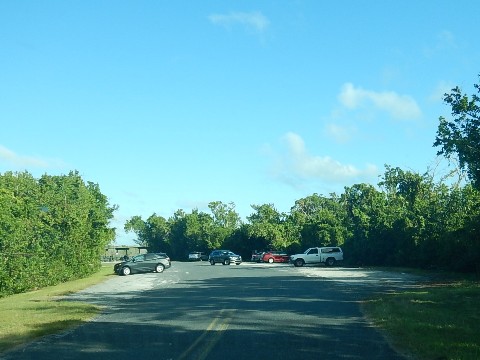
<box><xmin>0</xmin><ymin>171</ymin><xmax>116</xmax><ymax>296</ymax></box>
<box><xmin>124</xmin><ymin>168</ymin><xmax>480</xmax><ymax>273</ymax></box>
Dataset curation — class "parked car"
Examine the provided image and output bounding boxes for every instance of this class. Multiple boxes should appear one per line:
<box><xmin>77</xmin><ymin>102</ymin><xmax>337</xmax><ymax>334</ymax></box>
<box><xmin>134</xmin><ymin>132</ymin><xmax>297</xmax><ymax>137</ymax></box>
<box><xmin>114</xmin><ymin>253</ymin><xmax>171</xmax><ymax>276</ymax></box>
<box><xmin>290</xmin><ymin>247</ymin><xmax>343</xmax><ymax>267</ymax></box>
<box><xmin>188</xmin><ymin>251</ymin><xmax>208</xmax><ymax>261</ymax></box>
<box><xmin>251</xmin><ymin>250</ymin><xmax>265</xmax><ymax>262</ymax></box>
<box><xmin>208</xmin><ymin>250</ymin><xmax>242</xmax><ymax>265</ymax></box>
<box><xmin>262</xmin><ymin>251</ymin><xmax>290</xmax><ymax>263</ymax></box>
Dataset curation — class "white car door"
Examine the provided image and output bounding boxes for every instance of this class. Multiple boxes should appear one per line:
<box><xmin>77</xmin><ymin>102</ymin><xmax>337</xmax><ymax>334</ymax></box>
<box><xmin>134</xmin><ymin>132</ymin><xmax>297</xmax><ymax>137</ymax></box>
<box><xmin>304</xmin><ymin>248</ymin><xmax>320</xmax><ymax>264</ymax></box>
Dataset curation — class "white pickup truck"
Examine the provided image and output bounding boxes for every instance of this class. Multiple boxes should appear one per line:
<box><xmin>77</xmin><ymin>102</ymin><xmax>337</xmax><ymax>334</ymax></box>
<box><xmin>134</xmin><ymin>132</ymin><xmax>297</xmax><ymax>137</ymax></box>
<box><xmin>290</xmin><ymin>247</ymin><xmax>343</xmax><ymax>267</ymax></box>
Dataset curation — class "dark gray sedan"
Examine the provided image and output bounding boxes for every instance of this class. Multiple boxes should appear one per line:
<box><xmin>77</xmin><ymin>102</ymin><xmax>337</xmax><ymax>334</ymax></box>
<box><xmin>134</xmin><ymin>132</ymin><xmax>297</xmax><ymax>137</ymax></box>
<box><xmin>114</xmin><ymin>253</ymin><xmax>171</xmax><ymax>276</ymax></box>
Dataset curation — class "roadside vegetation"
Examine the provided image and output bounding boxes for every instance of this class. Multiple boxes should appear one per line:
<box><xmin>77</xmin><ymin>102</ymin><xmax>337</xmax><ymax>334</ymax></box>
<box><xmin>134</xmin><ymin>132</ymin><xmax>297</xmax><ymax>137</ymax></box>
<box><xmin>363</xmin><ymin>273</ymin><xmax>480</xmax><ymax>360</ymax></box>
<box><xmin>0</xmin><ymin>265</ymin><xmax>113</xmax><ymax>354</ymax></box>
<box><xmin>0</xmin><ymin>171</ymin><xmax>117</xmax><ymax>297</ymax></box>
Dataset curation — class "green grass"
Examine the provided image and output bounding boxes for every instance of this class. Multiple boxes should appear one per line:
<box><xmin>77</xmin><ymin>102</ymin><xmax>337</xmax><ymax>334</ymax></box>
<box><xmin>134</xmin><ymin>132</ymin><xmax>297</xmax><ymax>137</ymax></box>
<box><xmin>0</xmin><ymin>265</ymin><xmax>114</xmax><ymax>353</ymax></box>
<box><xmin>362</xmin><ymin>278</ymin><xmax>480</xmax><ymax>360</ymax></box>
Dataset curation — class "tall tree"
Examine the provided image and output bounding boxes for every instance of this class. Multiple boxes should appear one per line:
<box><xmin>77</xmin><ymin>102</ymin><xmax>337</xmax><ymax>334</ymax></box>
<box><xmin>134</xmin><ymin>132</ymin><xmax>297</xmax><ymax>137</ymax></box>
<box><xmin>342</xmin><ymin>183</ymin><xmax>388</xmax><ymax>265</ymax></box>
<box><xmin>124</xmin><ymin>215</ymin><xmax>147</xmax><ymax>246</ymax></box>
<box><xmin>434</xmin><ymin>76</ymin><xmax>480</xmax><ymax>189</ymax></box>
<box><xmin>246</xmin><ymin>204</ymin><xmax>293</xmax><ymax>250</ymax></box>
<box><xmin>208</xmin><ymin>201</ymin><xmax>241</xmax><ymax>249</ymax></box>
<box><xmin>289</xmin><ymin>193</ymin><xmax>347</xmax><ymax>250</ymax></box>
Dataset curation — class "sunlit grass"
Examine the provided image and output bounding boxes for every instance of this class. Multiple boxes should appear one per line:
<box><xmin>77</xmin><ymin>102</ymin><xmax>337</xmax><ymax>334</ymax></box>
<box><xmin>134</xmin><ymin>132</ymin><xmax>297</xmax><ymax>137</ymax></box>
<box><xmin>0</xmin><ymin>265</ymin><xmax>113</xmax><ymax>353</ymax></box>
<box><xmin>363</xmin><ymin>280</ymin><xmax>480</xmax><ymax>360</ymax></box>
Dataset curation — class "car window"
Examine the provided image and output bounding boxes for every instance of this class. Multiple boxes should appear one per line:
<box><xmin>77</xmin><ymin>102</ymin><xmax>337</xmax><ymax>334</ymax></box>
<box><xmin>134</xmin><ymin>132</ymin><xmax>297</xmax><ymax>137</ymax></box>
<box><xmin>133</xmin><ymin>255</ymin><xmax>145</xmax><ymax>262</ymax></box>
<box><xmin>321</xmin><ymin>248</ymin><xmax>341</xmax><ymax>253</ymax></box>
<box><xmin>308</xmin><ymin>248</ymin><xmax>318</xmax><ymax>255</ymax></box>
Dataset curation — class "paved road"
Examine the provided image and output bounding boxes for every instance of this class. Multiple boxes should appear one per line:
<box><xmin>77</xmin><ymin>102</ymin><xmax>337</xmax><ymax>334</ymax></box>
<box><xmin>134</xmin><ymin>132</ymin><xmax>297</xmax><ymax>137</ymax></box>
<box><xmin>1</xmin><ymin>262</ymin><xmax>421</xmax><ymax>360</ymax></box>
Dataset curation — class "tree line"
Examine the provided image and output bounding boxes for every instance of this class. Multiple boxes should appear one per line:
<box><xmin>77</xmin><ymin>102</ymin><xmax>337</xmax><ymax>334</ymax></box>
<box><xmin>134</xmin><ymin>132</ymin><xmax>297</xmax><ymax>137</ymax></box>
<box><xmin>124</xmin><ymin>167</ymin><xmax>480</xmax><ymax>273</ymax></box>
<box><xmin>0</xmin><ymin>171</ymin><xmax>116</xmax><ymax>296</ymax></box>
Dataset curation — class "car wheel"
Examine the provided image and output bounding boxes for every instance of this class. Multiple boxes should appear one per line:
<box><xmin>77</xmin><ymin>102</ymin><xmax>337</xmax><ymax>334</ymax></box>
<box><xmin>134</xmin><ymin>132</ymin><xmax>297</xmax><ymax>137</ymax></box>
<box><xmin>268</xmin><ymin>258</ymin><xmax>274</xmax><ymax>264</ymax></box>
<box><xmin>294</xmin><ymin>259</ymin><xmax>304</xmax><ymax>267</ymax></box>
<box><xmin>210</xmin><ymin>260</ymin><xmax>215</xmax><ymax>265</ymax></box>
<box><xmin>155</xmin><ymin>264</ymin><xmax>165</xmax><ymax>273</ymax></box>
<box><xmin>223</xmin><ymin>259</ymin><xmax>231</xmax><ymax>265</ymax></box>
<box><xmin>326</xmin><ymin>257</ymin><xmax>336</xmax><ymax>267</ymax></box>
<box><xmin>121</xmin><ymin>267</ymin><xmax>131</xmax><ymax>276</ymax></box>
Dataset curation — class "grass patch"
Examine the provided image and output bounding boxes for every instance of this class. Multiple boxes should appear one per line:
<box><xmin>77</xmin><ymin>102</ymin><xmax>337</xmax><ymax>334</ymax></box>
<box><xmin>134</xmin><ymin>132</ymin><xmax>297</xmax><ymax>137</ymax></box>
<box><xmin>0</xmin><ymin>265</ymin><xmax>114</xmax><ymax>353</ymax></box>
<box><xmin>363</xmin><ymin>278</ymin><xmax>480</xmax><ymax>360</ymax></box>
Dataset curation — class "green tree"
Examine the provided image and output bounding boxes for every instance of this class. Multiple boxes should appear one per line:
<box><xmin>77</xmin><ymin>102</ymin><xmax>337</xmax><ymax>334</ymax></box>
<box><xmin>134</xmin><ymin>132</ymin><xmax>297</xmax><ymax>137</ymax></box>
<box><xmin>342</xmin><ymin>183</ymin><xmax>388</xmax><ymax>265</ymax></box>
<box><xmin>434</xmin><ymin>76</ymin><xmax>480</xmax><ymax>189</ymax></box>
<box><xmin>124</xmin><ymin>214</ymin><xmax>170</xmax><ymax>253</ymax></box>
<box><xmin>124</xmin><ymin>215</ymin><xmax>147</xmax><ymax>245</ymax></box>
<box><xmin>208</xmin><ymin>201</ymin><xmax>241</xmax><ymax>249</ymax></box>
<box><xmin>246</xmin><ymin>204</ymin><xmax>294</xmax><ymax>251</ymax></box>
<box><xmin>0</xmin><ymin>171</ymin><xmax>116</xmax><ymax>296</ymax></box>
<box><xmin>378</xmin><ymin>166</ymin><xmax>434</xmax><ymax>266</ymax></box>
<box><xmin>289</xmin><ymin>193</ymin><xmax>348</xmax><ymax>251</ymax></box>
<box><xmin>184</xmin><ymin>210</ymin><xmax>215</xmax><ymax>251</ymax></box>
<box><xmin>166</xmin><ymin>209</ymin><xmax>214</xmax><ymax>259</ymax></box>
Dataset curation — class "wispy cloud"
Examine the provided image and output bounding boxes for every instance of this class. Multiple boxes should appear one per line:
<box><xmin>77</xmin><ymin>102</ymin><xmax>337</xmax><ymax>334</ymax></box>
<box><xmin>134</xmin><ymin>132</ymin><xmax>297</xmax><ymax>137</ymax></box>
<box><xmin>208</xmin><ymin>11</ymin><xmax>270</xmax><ymax>33</ymax></box>
<box><xmin>437</xmin><ymin>30</ymin><xmax>456</xmax><ymax>48</ymax></box>
<box><xmin>267</xmin><ymin>132</ymin><xmax>378</xmax><ymax>188</ymax></box>
<box><xmin>324</xmin><ymin>123</ymin><xmax>356</xmax><ymax>144</ymax></box>
<box><xmin>338</xmin><ymin>83</ymin><xmax>421</xmax><ymax>120</ymax></box>
<box><xmin>428</xmin><ymin>81</ymin><xmax>454</xmax><ymax>103</ymax></box>
<box><xmin>0</xmin><ymin>145</ymin><xmax>65</xmax><ymax>169</ymax></box>
<box><xmin>423</xmin><ymin>30</ymin><xmax>458</xmax><ymax>58</ymax></box>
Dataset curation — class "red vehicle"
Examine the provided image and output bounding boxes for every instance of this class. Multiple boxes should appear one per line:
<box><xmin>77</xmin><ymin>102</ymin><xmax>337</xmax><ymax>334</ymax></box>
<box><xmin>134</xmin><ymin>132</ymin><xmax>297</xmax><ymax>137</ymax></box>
<box><xmin>261</xmin><ymin>251</ymin><xmax>290</xmax><ymax>263</ymax></box>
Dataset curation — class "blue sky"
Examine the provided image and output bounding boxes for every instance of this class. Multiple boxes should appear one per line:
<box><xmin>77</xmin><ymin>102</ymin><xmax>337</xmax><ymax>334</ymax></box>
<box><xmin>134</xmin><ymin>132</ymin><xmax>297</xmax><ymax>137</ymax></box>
<box><xmin>1</xmin><ymin>1</ymin><xmax>479</xmax><ymax>245</ymax></box>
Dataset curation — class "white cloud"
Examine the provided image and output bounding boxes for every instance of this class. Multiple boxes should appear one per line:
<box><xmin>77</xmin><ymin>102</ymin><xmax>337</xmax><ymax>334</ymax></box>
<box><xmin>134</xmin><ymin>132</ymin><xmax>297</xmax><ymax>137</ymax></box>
<box><xmin>0</xmin><ymin>145</ymin><xmax>65</xmax><ymax>169</ymax></box>
<box><xmin>268</xmin><ymin>132</ymin><xmax>378</xmax><ymax>187</ymax></box>
<box><xmin>325</xmin><ymin>123</ymin><xmax>356</xmax><ymax>144</ymax></box>
<box><xmin>338</xmin><ymin>83</ymin><xmax>422</xmax><ymax>120</ymax></box>
<box><xmin>208</xmin><ymin>11</ymin><xmax>270</xmax><ymax>33</ymax></box>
